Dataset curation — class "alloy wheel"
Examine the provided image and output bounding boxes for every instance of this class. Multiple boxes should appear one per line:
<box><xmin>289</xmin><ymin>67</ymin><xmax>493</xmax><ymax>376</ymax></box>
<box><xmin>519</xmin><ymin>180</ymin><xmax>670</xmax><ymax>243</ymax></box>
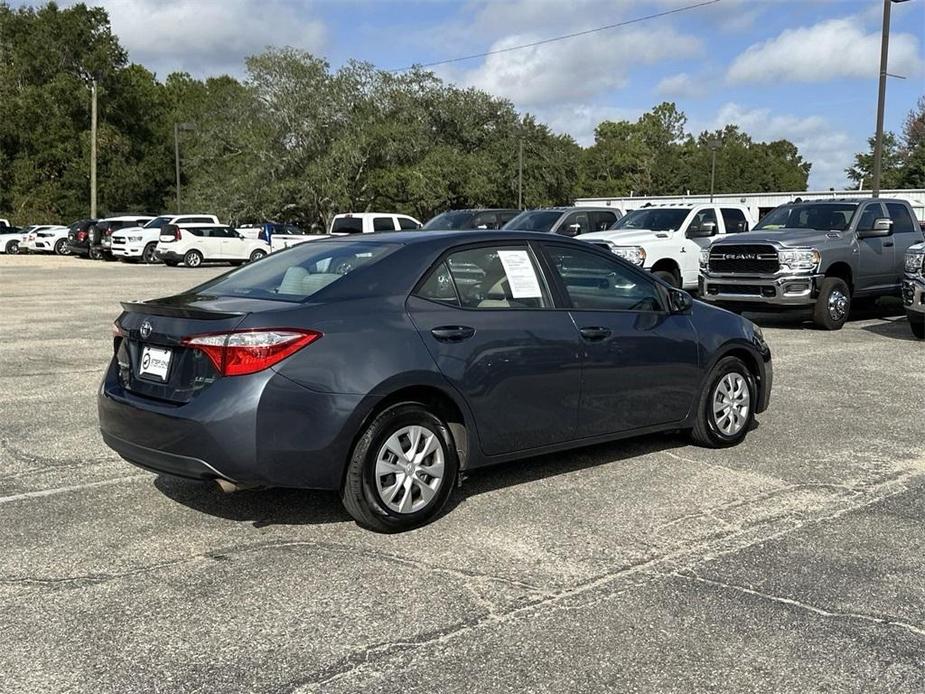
<box><xmin>712</xmin><ymin>372</ymin><xmax>750</xmax><ymax>436</ymax></box>
<box><xmin>374</xmin><ymin>425</ymin><xmax>445</xmax><ymax>514</ymax></box>
<box><xmin>828</xmin><ymin>289</ymin><xmax>849</xmax><ymax>322</ymax></box>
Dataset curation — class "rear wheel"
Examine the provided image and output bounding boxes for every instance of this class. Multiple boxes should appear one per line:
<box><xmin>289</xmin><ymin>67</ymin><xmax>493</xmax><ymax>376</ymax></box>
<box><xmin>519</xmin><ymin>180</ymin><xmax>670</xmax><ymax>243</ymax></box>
<box><xmin>248</xmin><ymin>249</ymin><xmax>267</xmax><ymax>263</ymax></box>
<box><xmin>813</xmin><ymin>277</ymin><xmax>850</xmax><ymax>330</ymax></box>
<box><xmin>88</xmin><ymin>245</ymin><xmax>103</xmax><ymax>260</ymax></box>
<box><xmin>142</xmin><ymin>242</ymin><xmax>159</xmax><ymax>264</ymax></box>
<box><xmin>691</xmin><ymin>356</ymin><xmax>756</xmax><ymax>448</ymax></box>
<box><xmin>910</xmin><ymin>313</ymin><xmax>925</xmax><ymax>340</ymax></box>
<box><xmin>653</xmin><ymin>269</ymin><xmax>680</xmax><ymax>288</ymax></box>
<box><xmin>54</xmin><ymin>238</ymin><xmax>69</xmax><ymax>255</ymax></box>
<box><xmin>341</xmin><ymin>403</ymin><xmax>458</xmax><ymax>532</ymax></box>
<box><xmin>5</xmin><ymin>240</ymin><xmax>19</xmax><ymax>255</ymax></box>
<box><xmin>183</xmin><ymin>249</ymin><xmax>203</xmax><ymax>268</ymax></box>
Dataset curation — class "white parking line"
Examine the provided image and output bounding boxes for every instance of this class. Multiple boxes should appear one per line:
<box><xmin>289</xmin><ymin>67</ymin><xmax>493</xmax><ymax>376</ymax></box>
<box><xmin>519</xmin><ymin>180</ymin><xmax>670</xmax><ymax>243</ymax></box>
<box><xmin>0</xmin><ymin>474</ymin><xmax>149</xmax><ymax>505</ymax></box>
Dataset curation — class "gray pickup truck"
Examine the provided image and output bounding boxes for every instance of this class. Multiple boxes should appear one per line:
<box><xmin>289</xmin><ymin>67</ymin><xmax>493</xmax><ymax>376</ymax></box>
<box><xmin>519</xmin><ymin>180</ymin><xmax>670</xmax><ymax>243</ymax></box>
<box><xmin>903</xmin><ymin>242</ymin><xmax>925</xmax><ymax>339</ymax></box>
<box><xmin>699</xmin><ymin>198</ymin><xmax>924</xmax><ymax>330</ymax></box>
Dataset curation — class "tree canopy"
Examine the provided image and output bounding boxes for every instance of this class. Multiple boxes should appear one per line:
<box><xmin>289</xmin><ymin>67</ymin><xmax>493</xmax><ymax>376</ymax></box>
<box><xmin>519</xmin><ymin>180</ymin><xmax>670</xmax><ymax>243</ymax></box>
<box><xmin>1</xmin><ymin>2</ymin><xmax>819</xmax><ymax>227</ymax></box>
<box><xmin>847</xmin><ymin>97</ymin><xmax>925</xmax><ymax>190</ymax></box>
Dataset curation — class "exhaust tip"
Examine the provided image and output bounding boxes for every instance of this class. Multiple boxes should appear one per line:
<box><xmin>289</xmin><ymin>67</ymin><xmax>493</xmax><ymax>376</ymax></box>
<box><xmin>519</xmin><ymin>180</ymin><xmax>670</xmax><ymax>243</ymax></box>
<box><xmin>215</xmin><ymin>478</ymin><xmax>260</xmax><ymax>494</ymax></box>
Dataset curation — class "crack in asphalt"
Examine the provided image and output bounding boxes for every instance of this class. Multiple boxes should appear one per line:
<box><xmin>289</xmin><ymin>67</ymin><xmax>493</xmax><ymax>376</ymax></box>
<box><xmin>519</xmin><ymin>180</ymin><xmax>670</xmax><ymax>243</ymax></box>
<box><xmin>0</xmin><ymin>439</ymin><xmax>112</xmax><ymax>472</ymax></box>
<box><xmin>672</xmin><ymin>571</ymin><xmax>925</xmax><ymax>640</ymax></box>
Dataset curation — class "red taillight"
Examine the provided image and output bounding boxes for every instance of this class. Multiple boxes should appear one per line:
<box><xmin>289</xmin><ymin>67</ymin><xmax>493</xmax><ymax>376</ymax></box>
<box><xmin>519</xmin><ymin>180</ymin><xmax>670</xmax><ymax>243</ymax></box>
<box><xmin>175</xmin><ymin>227</ymin><xmax>182</xmax><ymax>240</ymax></box>
<box><xmin>181</xmin><ymin>329</ymin><xmax>321</xmax><ymax>376</ymax></box>
<box><xmin>77</xmin><ymin>230</ymin><xmax>87</xmax><ymax>241</ymax></box>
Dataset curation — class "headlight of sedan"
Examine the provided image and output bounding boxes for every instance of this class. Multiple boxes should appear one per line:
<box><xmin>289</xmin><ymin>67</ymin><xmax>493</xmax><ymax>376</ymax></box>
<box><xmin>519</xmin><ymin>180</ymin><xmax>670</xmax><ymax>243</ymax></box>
<box><xmin>699</xmin><ymin>247</ymin><xmax>710</xmax><ymax>268</ymax></box>
<box><xmin>904</xmin><ymin>249</ymin><xmax>925</xmax><ymax>276</ymax></box>
<box><xmin>609</xmin><ymin>245</ymin><xmax>646</xmax><ymax>266</ymax></box>
<box><xmin>778</xmin><ymin>248</ymin><xmax>820</xmax><ymax>272</ymax></box>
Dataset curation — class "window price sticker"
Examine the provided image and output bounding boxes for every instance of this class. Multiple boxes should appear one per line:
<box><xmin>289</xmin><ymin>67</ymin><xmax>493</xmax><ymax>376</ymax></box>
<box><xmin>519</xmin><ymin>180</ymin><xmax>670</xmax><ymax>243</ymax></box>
<box><xmin>497</xmin><ymin>250</ymin><xmax>543</xmax><ymax>298</ymax></box>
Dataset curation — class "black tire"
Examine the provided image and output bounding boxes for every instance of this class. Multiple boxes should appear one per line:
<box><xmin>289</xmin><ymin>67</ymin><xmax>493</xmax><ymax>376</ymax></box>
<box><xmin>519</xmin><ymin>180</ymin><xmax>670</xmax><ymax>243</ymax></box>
<box><xmin>812</xmin><ymin>277</ymin><xmax>850</xmax><ymax>330</ymax></box>
<box><xmin>341</xmin><ymin>403</ymin><xmax>458</xmax><ymax>532</ymax></box>
<box><xmin>653</xmin><ymin>269</ymin><xmax>680</xmax><ymax>288</ymax></box>
<box><xmin>88</xmin><ymin>245</ymin><xmax>102</xmax><ymax>260</ymax></box>
<box><xmin>5</xmin><ymin>240</ymin><xmax>19</xmax><ymax>255</ymax></box>
<box><xmin>248</xmin><ymin>249</ymin><xmax>267</xmax><ymax>263</ymax></box>
<box><xmin>54</xmin><ymin>238</ymin><xmax>69</xmax><ymax>255</ymax></box>
<box><xmin>691</xmin><ymin>356</ymin><xmax>756</xmax><ymax>448</ymax></box>
<box><xmin>910</xmin><ymin>313</ymin><xmax>925</xmax><ymax>340</ymax></box>
<box><xmin>142</xmin><ymin>242</ymin><xmax>159</xmax><ymax>264</ymax></box>
<box><xmin>183</xmin><ymin>249</ymin><xmax>203</xmax><ymax>268</ymax></box>
<box><xmin>164</xmin><ymin>260</ymin><xmax>179</xmax><ymax>267</ymax></box>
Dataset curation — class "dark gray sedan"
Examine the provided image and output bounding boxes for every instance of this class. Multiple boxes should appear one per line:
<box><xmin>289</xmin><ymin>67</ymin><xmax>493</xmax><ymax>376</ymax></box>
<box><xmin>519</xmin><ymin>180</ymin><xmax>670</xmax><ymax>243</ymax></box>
<box><xmin>99</xmin><ymin>231</ymin><xmax>772</xmax><ymax>531</ymax></box>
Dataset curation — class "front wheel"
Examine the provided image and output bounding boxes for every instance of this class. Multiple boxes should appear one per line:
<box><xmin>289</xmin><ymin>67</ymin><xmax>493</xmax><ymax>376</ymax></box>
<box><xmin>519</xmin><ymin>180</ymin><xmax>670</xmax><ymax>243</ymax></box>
<box><xmin>341</xmin><ymin>404</ymin><xmax>458</xmax><ymax>532</ymax></box>
<box><xmin>54</xmin><ymin>239</ymin><xmax>69</xmax><ymax>255</ymax></box>
<box><xmin>5</xmin><ymin>240</ymin><xmax>19</xmax><ymax>255</ymax></box>
<box><xmin>653</xmin><ymin>269</ymin><xmax>680</xmax><ymax>288</ymax></box>
<box><xmin>813</xmin><ymin>277</ymin><xmax>850</xmax><ymax>330</ymax></box>
<box><xmin>910</xmin><ymin>313</ymin><xmax>925</xmax><ymax>340</ymax></box>
<box><xmin>183</xmin><ymin>249</ymin><xmax>203</xmax><ymax>268</ymax></box>
<box><xmin>248</xmin><ymin>249</ymin><xmax>267</xmax><ymax>263</ymax></box>
<box><xmin>691</xmin><ymin>356</ymin><xmax>756</xmax><ymax>448</ymax></box>
<box><xmin>142</xmin><ymin>242</ymin><xmax>159</xmax><ymax>264</ymax></box>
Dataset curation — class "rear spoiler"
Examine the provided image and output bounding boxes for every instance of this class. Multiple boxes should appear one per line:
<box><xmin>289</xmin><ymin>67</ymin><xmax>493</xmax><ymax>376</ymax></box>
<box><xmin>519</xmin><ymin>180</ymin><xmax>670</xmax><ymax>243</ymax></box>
<box><xmin>120</xmin><ymin>300</ymin><xmax>244</xmax><ymax>320</ymax></box>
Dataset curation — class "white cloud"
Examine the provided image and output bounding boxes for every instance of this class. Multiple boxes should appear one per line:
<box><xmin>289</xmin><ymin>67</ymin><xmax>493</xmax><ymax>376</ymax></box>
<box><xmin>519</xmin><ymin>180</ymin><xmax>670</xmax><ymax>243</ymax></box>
<box><xmin>531</xmin><ymin>104</ymin><xmax>643</xmax><ymax>145</ymax></box>
<box><xmin>727</xmin><ymin>16</ymin><xmax>924</xmax><ymax>84</ymax></box>
<box><xmin>453</xmin><ymin>26</ymin><xmax>701</xmax><ymax>108</ymax></box>
<box><xmin>656</xmin><ymin>72</ymin><xmax>699</xmax><ymax>98</ymax></box>
<box><xmin>710</xmin><ymin>103</ymin><xmax>857</xmax><ymax>188</ymax></box>
<box><xmin>91</xmin><ymin>0</ymin><xmax>327</xmax><ymax>77</ymax></box>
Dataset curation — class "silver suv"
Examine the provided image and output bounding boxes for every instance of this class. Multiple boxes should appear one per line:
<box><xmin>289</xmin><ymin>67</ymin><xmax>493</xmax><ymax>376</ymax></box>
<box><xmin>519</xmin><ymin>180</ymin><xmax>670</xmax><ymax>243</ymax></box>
<box><xmin>503</xmin><ymin>206</ymin><xmax>623</xmax><ymax>237</ymax></box>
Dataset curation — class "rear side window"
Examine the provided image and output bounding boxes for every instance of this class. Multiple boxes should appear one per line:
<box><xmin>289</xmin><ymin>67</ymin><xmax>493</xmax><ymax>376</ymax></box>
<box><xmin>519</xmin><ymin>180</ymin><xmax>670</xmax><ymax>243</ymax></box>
<box><xmin>184</xmin><ymin>227</ymin><xmax>205</xmax><ymax>237</ymax></box>
<box><xmin>886</xmin><ymin>203</ymin><xmax>917</xmax><ymax>233</ymax></box>
<box><xmin>418</xmin><ymin>245</ymin><xmax>549</xmax><ymax>310</ymax></box>
<box><xmin>194</xmin><ymin>240</ymin><xmax>399</xmax><ymax>301</ymax></box>
<box><xmin>373</xmin><ymin>217</ymin><xmax>396</xmax><ymax>232</ymax></box>
<box><xmin>178</xmin><ymin>216</ymin><xmax>213</xmax><ymax>224</ymax></box>
<box><xmin>471</xmin><ymin>212</ymin><xmax>499</xmax><ymax>229</ymax></box>
<box><xmin>589</xmin><ymin>211</ymin><xmax>617</xmax><ymax>231</ymax></box>
<box><xmin>721</xmin><ymin>208</ymin><xmax>749</xmax><ymax>233</ymax></box>
<box><xmin>331</xmin><ymin>217</ymin><xmax>364</xmax><ymax>234</ymax></box>
<box><xmin>397</xmin><ymin>217</ymin><xmax>420</xmax><ymax>230</ymax></box>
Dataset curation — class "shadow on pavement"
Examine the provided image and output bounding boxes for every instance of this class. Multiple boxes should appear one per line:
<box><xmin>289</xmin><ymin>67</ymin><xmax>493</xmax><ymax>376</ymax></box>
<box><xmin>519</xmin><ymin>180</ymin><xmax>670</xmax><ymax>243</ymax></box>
<box><xmin>860</xmin><ymin>316</ymin><xmax>919</xmax><ymax>342</ymax></box>
<box><xmin>744</xmin><ymin>296</ymin><xmax>904</xmax><ymax>331</ymax></box>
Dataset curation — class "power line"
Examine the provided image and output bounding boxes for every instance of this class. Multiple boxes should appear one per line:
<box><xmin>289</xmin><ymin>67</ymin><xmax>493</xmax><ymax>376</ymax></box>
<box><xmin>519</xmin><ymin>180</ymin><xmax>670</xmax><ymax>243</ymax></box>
<box><xmin>388</xmin><ymin>0</ymin><xmax>722</xmax><ymax>73</ymax></box>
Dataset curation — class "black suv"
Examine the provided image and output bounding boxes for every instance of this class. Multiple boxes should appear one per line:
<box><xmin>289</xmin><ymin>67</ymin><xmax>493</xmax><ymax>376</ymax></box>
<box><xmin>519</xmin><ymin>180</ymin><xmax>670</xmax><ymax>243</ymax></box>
<box><xmin>89</xmin><ymin>217</ymin><xmax>155</xmax><ymax>260</ymax></box>
<box><xmin>65</xmin><ymin>219</ymin><xmax>98</xmax><ymax>257</ymax></box>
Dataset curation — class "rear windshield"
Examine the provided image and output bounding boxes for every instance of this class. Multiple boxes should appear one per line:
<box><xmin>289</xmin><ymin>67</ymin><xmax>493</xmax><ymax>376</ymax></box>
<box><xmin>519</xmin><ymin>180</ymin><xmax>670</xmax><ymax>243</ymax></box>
<box><xmin>192</xmin><ymin>240</ymin><xmax>400</xmax><ymax>302</ymax></box>
<box><xmin>755</xmin><ymin>203</ymin><xmax>858</xmax><ymax>231</ymax></box>
<box><xmin>503</xmin><ymin>210</ymin><xmax>562</xmax><ymax>232</ymax></box>
<box><xmin>331</xmin><ymin>217</ymin><xmax>364</xmax><ymax>234</ymax></box>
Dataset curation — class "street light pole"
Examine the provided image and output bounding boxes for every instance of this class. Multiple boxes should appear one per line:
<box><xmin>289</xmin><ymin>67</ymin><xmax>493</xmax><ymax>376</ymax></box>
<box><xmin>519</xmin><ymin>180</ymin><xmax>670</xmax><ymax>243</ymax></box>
<box><xmin>517</xmin><ymin>138</ymin><xmax>524</xmax><ymax>210</ymax></box>
<box><xmin>872</xmin><ymin>0</ymin><xmax>893</xmax><ymax>198</ymax></box>
<box><xmin>708</xmin><ymin>139</ymin><xmax>721</xmax><ymax>202</ymax></box>
<box><xmin>90</xmin><ymin>79</ymin><xmax>97</xmax><ymax>218</ymax></box>
<box><xmin>174</xmin><ymin>122</ymin><xmax>195</xmax><ymax>214</ymax></box>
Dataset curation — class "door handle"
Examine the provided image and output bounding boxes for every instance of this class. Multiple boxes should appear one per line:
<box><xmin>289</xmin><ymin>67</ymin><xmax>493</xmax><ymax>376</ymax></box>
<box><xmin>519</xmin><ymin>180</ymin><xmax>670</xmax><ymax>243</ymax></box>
<box><xmin>431</xmin><ymin>326</ymin><xmax>475</xmax><ymax>342</ymax></box>
<box><xmin>883</xmin><ymin>240</ymin><xmax>894</xmax><ymax>247</ymax></box>
<box><xmin>579</xmin><ymin>326</ymin><xmax>612</xmax><ymax>341</ymax></box>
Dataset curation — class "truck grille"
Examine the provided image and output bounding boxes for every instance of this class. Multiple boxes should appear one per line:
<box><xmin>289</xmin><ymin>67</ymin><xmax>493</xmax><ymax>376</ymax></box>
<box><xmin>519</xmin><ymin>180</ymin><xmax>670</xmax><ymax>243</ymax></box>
<box><xmin>111</xmin><ymin>236</ymin><xmax>126</xmax><ymax>247</ymax></box>
<box><xmin>709</xmin><ymin>244</ymin><xmax>779</xmax><ymax>274</ymax></box>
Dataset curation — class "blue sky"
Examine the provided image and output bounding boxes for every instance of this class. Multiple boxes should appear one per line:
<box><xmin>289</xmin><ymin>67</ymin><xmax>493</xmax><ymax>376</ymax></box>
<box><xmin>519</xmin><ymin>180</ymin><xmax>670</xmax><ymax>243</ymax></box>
<box><xmin>23</xmin><ymin>0</ymin><xmax>925</xmax><ymax>188</ymax></box>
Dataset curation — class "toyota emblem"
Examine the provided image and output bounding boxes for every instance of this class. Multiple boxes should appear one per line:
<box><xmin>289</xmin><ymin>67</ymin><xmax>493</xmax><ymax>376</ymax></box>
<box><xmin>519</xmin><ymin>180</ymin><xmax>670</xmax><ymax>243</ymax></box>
<box><xmin>140</xmin><ymin>320</ymin><xmax>153</xmax><ymax>339</ymax></box>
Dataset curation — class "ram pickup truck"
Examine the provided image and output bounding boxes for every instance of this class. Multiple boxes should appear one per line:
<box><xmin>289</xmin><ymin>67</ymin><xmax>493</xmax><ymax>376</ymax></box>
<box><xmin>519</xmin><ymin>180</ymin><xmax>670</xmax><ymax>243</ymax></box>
<box><xmin>700</xmin><ymin>198</ymin><xmax>924</xmax><ymax>330</ymax></box>
<box><xmin>903</xmin><ymin>243</ymin><xmax>925</xmax><ymax>339</ymax></box>
<box><xmin>581</xmin><ymin>203</ymin><xmax>755</xmax><ymax>289</ymax></box>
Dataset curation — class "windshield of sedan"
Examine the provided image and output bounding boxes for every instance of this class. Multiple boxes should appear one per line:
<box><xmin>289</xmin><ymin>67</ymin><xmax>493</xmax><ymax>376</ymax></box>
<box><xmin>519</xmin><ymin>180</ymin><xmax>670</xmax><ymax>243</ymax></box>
<box><xmin>755</xmin><ymin>203</ymin><xmax>858</xmax><ymax>231</ymax></box>
<box><xmin>503</xmin><ymin>210</ymin><xmax>562</xmax><ymax>232</ymax></box>
<box><xmin>423</xmin><ymin>211</ymin><xmax>477</xmax><ymax>230</ymax></box>
<box><xmin>609</xmin><ymin>208</ymin><xmax>690</xmax><ymax>231</ymax></box>
<box><xmin>144</xmin><ymin>216</ymin><xmax>172</xmax><ymax>229</ymax></box>
<box><xmin>191</xmin><ymin>240</ymin><xmax>400</xmax><ymax>302</ymax></box>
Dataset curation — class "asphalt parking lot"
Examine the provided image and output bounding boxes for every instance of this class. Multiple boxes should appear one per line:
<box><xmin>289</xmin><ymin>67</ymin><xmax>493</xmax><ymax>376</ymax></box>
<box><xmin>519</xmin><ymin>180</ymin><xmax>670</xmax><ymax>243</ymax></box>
<box><xmin>2</xmin><ymin>253</ymin><xmax>924</xmax><ymax>693</ymax></box>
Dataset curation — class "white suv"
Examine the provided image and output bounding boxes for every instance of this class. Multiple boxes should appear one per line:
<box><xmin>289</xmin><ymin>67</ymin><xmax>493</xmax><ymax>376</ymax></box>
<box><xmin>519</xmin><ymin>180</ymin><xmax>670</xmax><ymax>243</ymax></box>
<box><xmin>112</xmin><ymin>214</ymin><xmax>220</xmax><ymax>263</ymax></box>
<box><xmin>155</xmin><ymin>223</ymin><xmax>270</xmax><ymax>267</ymax></box>
<box><xmin>22</xmin><ymin>225</ymin><xmax>70</xmax><ymax>254</ymax></box>
<box><xmin>330</xmin><ymin>213</ymin><xmax>422</xmax><ymax>234</ymax></box>
<box><xmin>579</xmin><ymin>204</ymin><xmax>755</xmax><ymax>289</ymax></box>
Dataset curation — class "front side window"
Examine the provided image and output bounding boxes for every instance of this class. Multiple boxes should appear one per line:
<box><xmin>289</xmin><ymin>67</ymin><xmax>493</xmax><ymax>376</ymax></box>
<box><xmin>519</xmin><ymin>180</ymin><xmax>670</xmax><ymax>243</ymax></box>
<box><xmin>398</xmin><ymin>217</ymin><xmax>420</xmax><ymax>230</ymax></box>
<box><xmin>688</xmin><ymin>208</ymin><xmax>718</xmax><ymax>236</ymax></box>
<box><xmin>721</xmin><ymin>208</ymin><xmax>749</xmax><ymax>233</ymax></box>
<box><xmin>558</xmin><ymin>211</ymin><xmax>591</xmax><ymax>236</ymax></box>
<box><xmin>544</xmin><ymin>245</ymin><xmax>662</xmax><ymax>312</ymax></box>
<box><xmin>856</xmin><ymin>203</ymin><xmax>885</xmax><ymax>231</ymax></box>
<box><xmin>417</xmin><ymin>245</ymin><xmax>550</xmax><ymax>309</ymax></box>
<box><xmin>886</xmin><ymin>202</ymin><xmax>917</xmax><ymax>233</ymax></box>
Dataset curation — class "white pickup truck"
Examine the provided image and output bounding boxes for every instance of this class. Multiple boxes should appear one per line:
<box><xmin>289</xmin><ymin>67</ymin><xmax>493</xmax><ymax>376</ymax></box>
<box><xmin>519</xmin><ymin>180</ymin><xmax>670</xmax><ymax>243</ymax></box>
<box><xmin>111</xmin><ymin>213</ymin><xmax>219</xmax><ymax>263</ymax></box>
<box><xmin>579</xmin><ymin>203</ymin><xmax>755</xmax><ymax>289</ymax></box>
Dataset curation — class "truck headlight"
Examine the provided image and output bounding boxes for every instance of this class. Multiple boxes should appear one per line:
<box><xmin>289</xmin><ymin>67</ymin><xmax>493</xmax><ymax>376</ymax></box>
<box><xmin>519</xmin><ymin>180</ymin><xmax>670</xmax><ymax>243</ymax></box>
<box><xmin>699</xmin><ymin>248</ymin><xmax>709</xmax><ymax>269</ymax></box>
<box><xmin>904</xmin><ymin>249</ymin><xmax>925</xmax><ymax>276</ymax></box>
<box><xmin>779</xmin><ymin>248</ymin><xmax>820</xmax><ymax>271</ymax></box>
<box><xmin>126</xmin><ymin>235</ymin><xmax>142</xmax><ymax>242</ymax></box>
<box><xmin>610</xmin><ymin>246</ymin><xmax>646</xmax><ymax>267</ymax></box>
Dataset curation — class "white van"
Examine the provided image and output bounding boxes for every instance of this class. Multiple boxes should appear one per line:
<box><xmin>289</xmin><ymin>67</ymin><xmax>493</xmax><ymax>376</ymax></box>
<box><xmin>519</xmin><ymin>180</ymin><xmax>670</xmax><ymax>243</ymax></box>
<box><xmin>580</xmin><ymin>203</ymin><xmax>755</xmax><ymax>289</ymax></box>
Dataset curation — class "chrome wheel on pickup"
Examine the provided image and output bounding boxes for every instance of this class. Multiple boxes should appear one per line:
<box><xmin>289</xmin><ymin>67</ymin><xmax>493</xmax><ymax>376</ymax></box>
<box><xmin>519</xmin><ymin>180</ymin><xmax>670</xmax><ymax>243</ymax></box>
<box><xmin>813</xmin><ymin>277</ymin><xmax>851</xmax><ymax>330</ymax></box>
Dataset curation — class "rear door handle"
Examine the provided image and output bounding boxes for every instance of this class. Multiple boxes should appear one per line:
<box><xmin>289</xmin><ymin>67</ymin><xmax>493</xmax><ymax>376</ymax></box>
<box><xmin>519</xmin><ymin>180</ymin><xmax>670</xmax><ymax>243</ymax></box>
<box><xmin>579</xmin><ymin>326</ymin><xmax>611</xmax><ymax>341</ymax></box>
<box><xmin>431</xmin><ymin>326</ymin><xmax>475</xmax><ymax>342</ymax></box>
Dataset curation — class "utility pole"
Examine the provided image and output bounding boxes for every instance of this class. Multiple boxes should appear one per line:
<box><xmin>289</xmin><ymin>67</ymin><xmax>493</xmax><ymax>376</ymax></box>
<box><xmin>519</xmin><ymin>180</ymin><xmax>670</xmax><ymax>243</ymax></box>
<box><xmin>872</xmin><ymin>0</ymin><xmax>910</xmax><ymax>197</ymax></box>
<box><xmin>708</xmin><ymin>139</ymin><xmax>721</xmax><ymax>202</ymax></box>
<box><xmin>517</xmin><ymin>138</ymin><xmax>524</xmax><ymax>210</ymax></box>
<box><xmin>174</xmin><ymin>122</ymin><xmax>196</xmax><ymax>214</ymax></box>
<box><xmin>90</xmin><ymin>79</ymin><xmax>97</xmax><ymax>218</ymax></box>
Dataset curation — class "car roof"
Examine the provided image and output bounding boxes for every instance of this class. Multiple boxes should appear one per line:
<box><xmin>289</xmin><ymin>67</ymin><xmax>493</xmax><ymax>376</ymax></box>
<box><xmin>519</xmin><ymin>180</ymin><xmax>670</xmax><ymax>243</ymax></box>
<box><xmin>319</xmin><ymin>229</ymin><xmax>582</xmax><ymax>245</ymax></box>
<box><xmin>99</xmin><ymin>215</ymin><xmax>156</xmax><ymax>222</ymax></box>
<box><xmin>167</xmin><ymin>222</ymin><xmax>227</xmax><ymax>227</ymax></box>
<box><xmin>333</xmin><ymin>212</ymin><xmax>416</xmax><ymax>218</ymax></box>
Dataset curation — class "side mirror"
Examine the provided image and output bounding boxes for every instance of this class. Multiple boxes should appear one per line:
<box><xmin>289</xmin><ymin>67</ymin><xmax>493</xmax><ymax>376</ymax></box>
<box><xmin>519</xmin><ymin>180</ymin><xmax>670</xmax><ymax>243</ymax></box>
<box><xmin>858</xmin><ymin>218</ymin><xmax>893</xmax><ymax>238</ymax></box>
<box><xmin>668</xmin><ymin>288</ymin><xmax>693</xmax><ymax>314</ymax></box>
<box><xmin>687</xmin><ymin>221</ymin><xmax>716</xmax><ymax>238</ymax></box>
